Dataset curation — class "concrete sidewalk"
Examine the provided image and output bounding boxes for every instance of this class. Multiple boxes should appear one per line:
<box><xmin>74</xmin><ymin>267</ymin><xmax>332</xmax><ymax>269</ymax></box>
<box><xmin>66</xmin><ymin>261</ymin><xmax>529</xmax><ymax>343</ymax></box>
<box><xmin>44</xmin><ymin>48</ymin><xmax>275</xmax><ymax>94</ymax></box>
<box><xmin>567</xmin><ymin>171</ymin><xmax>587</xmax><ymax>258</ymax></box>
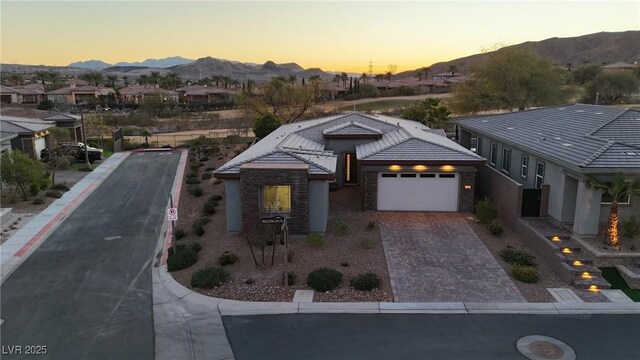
<box><xmin>0</xmin><ymin>152</ymin><xmax>130</xmax><ymax>284</ymax></box>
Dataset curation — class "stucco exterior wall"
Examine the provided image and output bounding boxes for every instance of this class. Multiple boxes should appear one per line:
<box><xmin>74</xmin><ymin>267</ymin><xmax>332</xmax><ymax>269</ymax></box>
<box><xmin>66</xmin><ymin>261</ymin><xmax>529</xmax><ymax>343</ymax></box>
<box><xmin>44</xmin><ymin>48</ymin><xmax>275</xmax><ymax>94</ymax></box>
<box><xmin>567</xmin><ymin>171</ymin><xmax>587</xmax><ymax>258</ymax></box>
<box><xmin>224</xmin><ymin>180</ymin><xmax>242</xmax><ymax>232</ymax></box>
<box><xmin>477</xmin><ymin>165</ymin><xmax>523</xmax><ymax>226</ymax></box>
<box><xmin>308</xmin><ymin>180</ymin><xmax>329</xmax><ymax>233</ymax></box>
<box><xmin>325</xmin><ymin>138</ymin><xmax>374</xmax><ymax>187</ymax></box>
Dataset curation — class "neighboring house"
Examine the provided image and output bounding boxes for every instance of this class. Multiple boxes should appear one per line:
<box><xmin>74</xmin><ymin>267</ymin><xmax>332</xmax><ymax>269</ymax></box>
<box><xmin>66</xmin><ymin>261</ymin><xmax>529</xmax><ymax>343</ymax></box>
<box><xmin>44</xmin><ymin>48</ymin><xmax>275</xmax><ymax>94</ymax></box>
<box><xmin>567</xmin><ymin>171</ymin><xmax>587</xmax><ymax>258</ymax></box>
<box><xmin>40</xmin><ymin>113</ymin><xmax>84</xmax><ymax>142</ymax></box>
<box><xmin>0</xmin><ymin>85</ymin><xmax>19</xmax><ymax>104</ymax></box>
<box><xmin>119</xmin><ymin>85</ymin><xmax>179</xmax><ymax>104</ymax></box>
<box><xmin>456</xmin><ymin>103</ymin><xmax>640</xmax><ymax>236</ymax></box>
<box><xmin>433</xmin><ymin>72</ymin><xmax>465</xmax><ymax>80</ymax></box>
<box><xmin>176</xmin><ymin>85</ymin><xmax>238</xmax><ymax>104</ymax></box>
<box><xmin>1</xmin><ymin>131</ymin><xmax>18</xmax><ymax>154</ymax></box>
<box><xmin>0</xmin><ymin>116</ymin><xmax>54</xmax><ymax>159</ymax></box>
<box><xmin>214</xmin><ymin>113</ymin><xmax>484</xmax><ymax>234</ymax></box>
<box><xmin>601</xmin><ymin>62</ymin><xmax>637</xmax><ymax>73</ymax></box>
<box><xmin>47</xmin><ymin>84</ymin><xmax>115</xmax><ymax>104</ymax></box>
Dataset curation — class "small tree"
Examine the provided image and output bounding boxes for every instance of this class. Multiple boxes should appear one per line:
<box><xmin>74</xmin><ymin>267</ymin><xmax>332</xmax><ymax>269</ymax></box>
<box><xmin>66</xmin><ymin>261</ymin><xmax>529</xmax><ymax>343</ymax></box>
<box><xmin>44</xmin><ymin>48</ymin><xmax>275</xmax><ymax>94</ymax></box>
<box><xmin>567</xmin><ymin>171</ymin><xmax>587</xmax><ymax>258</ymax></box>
<box><xmin>583</xmin><ymin>72</ymin><xmax>639</xmax><ymax>105</ymax></box>
<box><xmin>45</xmin><ymin>127</ymin><xmax>72</xmax><ymax>186</ymax></box>
<box><xmin>253</xmin><ymin>113</ymin><xmax>281</xmax><ymax>139</ymax></box>
<box><xmin>1</xmin><ymin>151</ymin><xmax>47</xmax><ymax>200</ymax></box>
<box><xmin>587</xmin><ymin>173</ymin><xmax>640</xmax><ymax>249</ymax></box>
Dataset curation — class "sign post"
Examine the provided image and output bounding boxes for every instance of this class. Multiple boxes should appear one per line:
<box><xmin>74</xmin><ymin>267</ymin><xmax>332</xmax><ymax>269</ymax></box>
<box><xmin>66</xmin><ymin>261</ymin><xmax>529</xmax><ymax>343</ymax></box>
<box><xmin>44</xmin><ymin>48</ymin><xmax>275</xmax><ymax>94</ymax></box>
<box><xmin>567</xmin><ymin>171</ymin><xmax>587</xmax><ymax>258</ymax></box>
<box><xmin>282</xmin><ymin>218</ymin><xmax>289</xmax><ymax>290</ymax></box>
<box><xmin>168</xmin><ymin>196</ymin><xmax>177</xmax><ymax>246</ymax></box>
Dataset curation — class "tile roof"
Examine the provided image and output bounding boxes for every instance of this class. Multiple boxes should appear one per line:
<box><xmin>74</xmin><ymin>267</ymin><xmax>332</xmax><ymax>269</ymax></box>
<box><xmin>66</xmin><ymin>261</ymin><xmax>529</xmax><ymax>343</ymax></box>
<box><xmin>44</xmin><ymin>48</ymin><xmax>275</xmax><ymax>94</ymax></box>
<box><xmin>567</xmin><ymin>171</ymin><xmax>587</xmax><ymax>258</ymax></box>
<box><xmin>456</xmin><ymin>103</ymin><xmax>640</xmax><ymax>170</ymax></box>
<box><xmin>216</xmin><ymin>112</ymin><xmax>483</xmax><ymax>176</ymax></box>
<box><xmin>1</xmin><ymin>116</ymin><xmax>54</xmax><ymax>134</ymax></box>
<box><xmin>322</xmin><ymin>121</ymin><xmax>383</xmax><ymax>136</ymax></box>
<box><xmin>119</xmin><ymin>85</ymin><xmax>178</xmax><ymax>96</ymax></box>
<box><xmin>47</xmin><ymin>85</ymin><xmax>114</xmax><ymax>95</ymax></box>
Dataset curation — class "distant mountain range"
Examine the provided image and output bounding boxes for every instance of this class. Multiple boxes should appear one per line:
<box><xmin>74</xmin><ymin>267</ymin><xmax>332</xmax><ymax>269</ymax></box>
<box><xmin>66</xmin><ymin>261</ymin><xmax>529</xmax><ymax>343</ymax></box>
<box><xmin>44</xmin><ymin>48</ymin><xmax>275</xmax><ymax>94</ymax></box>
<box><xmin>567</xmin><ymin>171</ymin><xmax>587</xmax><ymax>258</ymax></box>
<box><xmin>68</xmin><ymin>56</ymin><xmax>194</xmax><ymax>69</ymax></box>
<box><xmin>397</xmin><ymin>30</ymin><xmax>640</xmax><ymax>78</ymax></box>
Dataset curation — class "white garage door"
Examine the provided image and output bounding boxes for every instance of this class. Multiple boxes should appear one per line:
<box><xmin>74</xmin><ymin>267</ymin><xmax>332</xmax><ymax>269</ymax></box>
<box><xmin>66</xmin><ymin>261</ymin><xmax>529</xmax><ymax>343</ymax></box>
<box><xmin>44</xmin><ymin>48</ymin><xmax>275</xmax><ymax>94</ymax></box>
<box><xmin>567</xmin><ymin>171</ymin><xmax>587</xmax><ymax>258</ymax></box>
<box><xmin>34</xmin><ymin>137</ymin><xmax>47</xmax><ymax>160</ymax></box>
<box><xmin>377</xmin><ymin>172</ymin><xmax>459</xmax><ymax>211</ymax></box>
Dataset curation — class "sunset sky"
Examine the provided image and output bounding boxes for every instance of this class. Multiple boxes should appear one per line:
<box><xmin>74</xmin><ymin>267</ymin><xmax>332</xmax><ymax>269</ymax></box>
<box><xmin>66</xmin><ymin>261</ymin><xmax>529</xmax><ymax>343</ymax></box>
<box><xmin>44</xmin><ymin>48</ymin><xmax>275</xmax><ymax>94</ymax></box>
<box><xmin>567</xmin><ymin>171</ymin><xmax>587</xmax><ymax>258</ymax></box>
<box><xmin>1</xmin><ymin>0</ymin><xmax>638</xmax><ymax>72</ymax></box>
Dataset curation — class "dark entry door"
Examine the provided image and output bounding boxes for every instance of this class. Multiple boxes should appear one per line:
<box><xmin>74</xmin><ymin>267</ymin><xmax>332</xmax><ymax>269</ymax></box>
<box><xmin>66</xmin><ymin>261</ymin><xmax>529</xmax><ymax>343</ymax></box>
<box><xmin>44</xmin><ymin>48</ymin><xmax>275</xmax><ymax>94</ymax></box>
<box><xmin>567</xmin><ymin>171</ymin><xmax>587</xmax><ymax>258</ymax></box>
<box><xmin>344</xmin><ymin>153</ymin><xmax>358</xmax><ymax>184</ymax></box>
<box><xmin>521</xmin><ymin>189</ymin><xmax>541</xmax><ymax>217</ymax></box>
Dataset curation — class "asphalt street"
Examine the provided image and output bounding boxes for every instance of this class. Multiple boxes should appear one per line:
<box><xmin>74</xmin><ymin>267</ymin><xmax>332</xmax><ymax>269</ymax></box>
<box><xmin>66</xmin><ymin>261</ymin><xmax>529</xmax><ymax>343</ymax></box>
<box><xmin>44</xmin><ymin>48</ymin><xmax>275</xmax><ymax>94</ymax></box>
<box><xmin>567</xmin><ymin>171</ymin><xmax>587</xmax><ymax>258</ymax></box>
<box><xmin>223</xmin><ymin>313</ymin><xmax>640</xmax><ymax>360</ymax></box>
<box><xmin>1</xmin><ymin>152</ymin><xmax>180</xmax><ymax>360</ymax></box>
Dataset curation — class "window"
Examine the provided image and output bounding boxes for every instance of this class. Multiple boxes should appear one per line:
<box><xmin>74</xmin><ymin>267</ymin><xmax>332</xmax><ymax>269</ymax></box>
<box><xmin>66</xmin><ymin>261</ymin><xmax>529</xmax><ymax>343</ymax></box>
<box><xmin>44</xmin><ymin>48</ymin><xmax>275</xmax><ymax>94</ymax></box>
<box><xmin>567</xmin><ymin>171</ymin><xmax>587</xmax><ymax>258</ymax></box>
<box><xmin>381</xmin><ymin>173</ymin><xmax>397</xmax><ymax>178</ymax></box>
<box><xmin>535</xmin><ymin>162</ymin><xmax>545</xmax><ymax>189</ymax></box>
<box><xmin>262</xmin><ymin>185</ymin><xmax>291</xmax><ymax>213</ymax></box>
<box><xmin>501</xmin><ymin>148</ymin><xmax>511</xmax><ymax>174</ymax></box>
<box><xmin>490</xmin><ymin>143</ymin><xmax>498</xmax><ymax>166</ymax></box>
<box><xmin>601</xmin><ymin>185</ymin><xmax>631</xmax><ymax>204</ymax></box>
<box><xmin>400</xmin><ymin>173</ymin><xmax>416</xmax><ymax>178</ymax></box>
<box><xmin>521</xmin><ymin>155</ymin><xmax>528</xmax><ymax>179</ymax></box>
<box><xmin>420</xmin><ymin>174</ymin><xmax>436</xmax><ymax>178</ymax></box>
<box><xmin>477</xmin><ymin>137</ymin><xmax>483</xmax><ymax>156</ymax></box>
<box><xmin>470</xmin><ymin>137</ymin><xmax>478</xmax><ymax>153</ymax></box>
<box><xmin>439</xmin><ymin>174</ymin><xmax>456</xmax><ymax>178</ymax></box>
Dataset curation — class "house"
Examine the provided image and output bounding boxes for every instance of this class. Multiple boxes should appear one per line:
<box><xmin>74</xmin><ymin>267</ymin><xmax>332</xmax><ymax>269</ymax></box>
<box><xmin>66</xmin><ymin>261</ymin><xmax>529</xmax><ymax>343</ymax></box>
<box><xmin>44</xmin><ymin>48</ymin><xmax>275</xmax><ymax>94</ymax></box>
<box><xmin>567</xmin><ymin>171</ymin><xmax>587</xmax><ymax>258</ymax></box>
<box><xmin>214</xmin><ymin>113</ymin><xmax>485</xmax><ymax>234</ymax></box>
<box><xmin>0</xmin><ymin>85</ymin><xmax>18</xmax><ymax>104</ymax></box>
<box><xmin>1</xmin><ymin>131</ymin><xmax>18</xmax><ymax>154</ymax></box>
<box><xmin>119</xmin><ymin>85</ymin><xmax>179</xmax><ymax>104</ymax></box>
<box><xmin>40</xmin><ymin>113</ymin><xmax>84</xmax><ymax>142</ymax></box>
<box><xmin>176</xmin><ymin>85</ymin><xmax>238</xmax><ymax>104</ymax></box>
<box><xmin>47</xmin><ymin>84</ymin><xmax>115</xmax><ymax>104</ymax></box>
<box><xmin>0</xmin><ymin>116</ymin><xmax>54</xmax><ymax>159</ymax></box>
<box><xmin>456</xmin><ymin>103</ymin><xmax>640</xmax><ymax>236</ymax></box>
<box><xmin>601</xmin><ymin>62</ymin><xmax>637</xmax><ymax>73</ymax></box>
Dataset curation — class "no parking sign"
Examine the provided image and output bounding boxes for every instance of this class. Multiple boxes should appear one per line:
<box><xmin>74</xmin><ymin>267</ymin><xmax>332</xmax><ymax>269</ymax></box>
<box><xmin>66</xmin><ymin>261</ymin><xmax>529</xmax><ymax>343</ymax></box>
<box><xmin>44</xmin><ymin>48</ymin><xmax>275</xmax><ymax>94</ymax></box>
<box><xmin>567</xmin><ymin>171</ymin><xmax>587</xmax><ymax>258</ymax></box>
<box><xmin>167</xmin><ymin>208</ymin><xmax>178</xmax><ymax>221</ymax></box>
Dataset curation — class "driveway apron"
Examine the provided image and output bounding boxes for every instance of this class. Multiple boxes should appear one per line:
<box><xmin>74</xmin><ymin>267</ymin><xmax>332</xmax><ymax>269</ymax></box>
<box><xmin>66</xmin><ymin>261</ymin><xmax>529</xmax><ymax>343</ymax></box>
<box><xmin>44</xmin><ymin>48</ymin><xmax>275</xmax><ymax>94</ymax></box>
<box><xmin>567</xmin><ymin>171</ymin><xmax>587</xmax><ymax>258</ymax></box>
<box><xmin>377</xmin><ymin>212</ymin><xmax>525</xmax><ymax>302</ymax></box>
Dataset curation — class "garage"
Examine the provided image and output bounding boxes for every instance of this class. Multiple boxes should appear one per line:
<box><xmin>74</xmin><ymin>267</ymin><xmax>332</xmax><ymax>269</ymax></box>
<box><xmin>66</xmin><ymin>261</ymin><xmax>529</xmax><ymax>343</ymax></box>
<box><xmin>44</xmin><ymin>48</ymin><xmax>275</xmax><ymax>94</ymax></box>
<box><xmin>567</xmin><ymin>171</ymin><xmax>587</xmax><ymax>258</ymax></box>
<box><xmin>34</xmin><ymin>137</ymin><xmax>46</xmax><ymax>160</ymax></box>
<box><xmin>377</xmin><ymin>172</ymin><xmax>459</xmax><ymax>211</ymax></box>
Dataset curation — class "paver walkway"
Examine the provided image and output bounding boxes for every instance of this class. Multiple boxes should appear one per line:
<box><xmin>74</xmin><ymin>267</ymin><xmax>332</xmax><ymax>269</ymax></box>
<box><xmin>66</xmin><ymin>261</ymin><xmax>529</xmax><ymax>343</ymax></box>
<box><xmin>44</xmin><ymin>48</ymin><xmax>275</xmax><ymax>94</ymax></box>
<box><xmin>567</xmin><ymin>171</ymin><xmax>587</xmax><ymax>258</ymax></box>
<box><xmin>377</xmin><ymin>212</ymin><xmax>525</xmax><ymax>302</ymax></box>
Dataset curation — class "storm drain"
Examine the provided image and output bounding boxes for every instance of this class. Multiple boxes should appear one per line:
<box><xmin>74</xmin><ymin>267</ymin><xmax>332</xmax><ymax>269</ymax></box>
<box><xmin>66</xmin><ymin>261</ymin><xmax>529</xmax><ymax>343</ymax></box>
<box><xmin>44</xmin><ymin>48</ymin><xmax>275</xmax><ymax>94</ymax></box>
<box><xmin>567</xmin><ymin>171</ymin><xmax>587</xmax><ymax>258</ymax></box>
<box><xmin>516</xmin><ymin>335</ymin><xmax>576</xmax><ymax>360</ymax></box>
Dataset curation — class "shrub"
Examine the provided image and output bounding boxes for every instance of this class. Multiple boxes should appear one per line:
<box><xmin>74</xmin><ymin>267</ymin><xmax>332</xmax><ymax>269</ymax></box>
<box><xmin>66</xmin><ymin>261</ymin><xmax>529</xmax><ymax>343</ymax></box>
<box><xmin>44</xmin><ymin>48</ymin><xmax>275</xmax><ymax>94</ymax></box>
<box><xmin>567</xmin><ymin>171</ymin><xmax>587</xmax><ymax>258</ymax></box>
<box><xmin>287</xmin><ymin>249</ymin><xmax>295</xmax><ymax>263</ymax></box>
<box><xmin>52</xmin><ymin>183</ymin><xmax>70</xmax><ymax>191</ymax></box>
<box><xmin>218</xmin><ymin>251</ymin><xmax>238</xmax><ymax>266</ymax></box>
<box><xmin>307</xmin><ymin>267</ymin><xmax>343</xmax><ymax>292</ymax></box>
<box><xmin>167</xmin><ymin>248</ymin><xmax>198</xmax><ymax>272</ymax></box>
<box><xmin>244</xmin><ymin>278</ymin><xmax>255</xmax><ymax>285</ymax></box>
<box><xmin>202</xmin><ymin>172</ymin><xmax>212</xmax><ymax>180</ymax></box>
<box><xmin>205</xmin><ymin>167</ymin><xmax>216</xmax><ymax>171</ymax></box>
<box><xmin>335</xmin><ymin>219</ymin><xmax>348</xmax><ymax>235</ymax></box>
<box><xmin>190</xmin><ymin>242</ymin><xmax>202</xmax><ymax>253</ymax></box>
<box><xmin>199</xmin><ymin>156</ymin><xmax>209</xmax><ymax>162</ymax></box>
<box><xmin>350</xmin><ymin>272</ymin><xmax>382</xmax><ymax>291</ymax></box>
<box><xmin>175</xmin><ymin>228</ymin><xmax>185</xmax><ymax>240</ymax></box>
<box><xmin>512</xmin><ymin>265</ymin><xmax>539</xmax><ymax>283</ymax></box>
<box><xmin>213</xmin><ymin>179</ymin><xmax>223</xmax><ymax>185</ymax></box>
<box><xmin>188</xmin><ymin>185</ymin><xmax>203</xmax><ymax>197</ymax></box>
<box><xmin>29</xmin><ymin>183</ymin><xmax>41</xmax><ymax>196</ymax></box>
<box><xmin>360</xmin><ymin>236</ymin><xmax>374</xmax><ymax>250</ymax></box>
<box><xmin>168</xmin><ymin>244</ymin><xmax>187</xmax><ymax>256</ymax></box>
<box><xmin>283</xmin><ymin>271</ymin><xmax>297</xmax><ymax>286</ymax></box>
<box><xmin>189</xmin><ymin>162</ymin><xmax>203</xmax><ymax>171</ymax></box>
<box><xmin>37</xmin><ymin>99</ymin><xmax>54</xmax><ymax>110</ymax></box>
<box><xmin>45</xmin><ymin>190</ymin><xmax>62</xmax><ymax>198</ymax></box>
<box><xmin>32</xmin><ymin>197</ymin><xmax>44</xmax><ymax>205</ymax></box>
<box><xmin>191</xmin><ymin>267</ymin><xmax>230</xmax><ymax>288</ymax></box>
<box><xmin>186</xmin><ymin>177</ymin><xmax>201</xmax><ymax>185</ymax></box>
<box><xmin>341</xmin><ymin>262</ymin><xmax>349</xmax><ymax>267</ymax></box>
<box><xmin>211</xmin><ymin>195</ymin><xmax>223</xmax><ymax>201</ymax></box>
<box><xmin>202</xmin><ymin>202</ymin><xmax>217</xmax><ymax>215</ymax></box>
<box><xmin>366</xmin><ymin>221</ymin><xmax>376</xmax><ymax>231</ymax></box>
<box><xmin>622</xmin><ymin>216</ymin><xmax>640</xmax><ymax>239</ymax></box>
<box><xmin>487</xmin><ymin>223</ymin><xmax>504</xmax><ymax>236</ymax></box>
<box><xmin>499</xmin><ymin>247</ymin><xmax>537</xmax><ymax>267</ymax></box>
<box><xmin>186</xmin><ymin>171</ymin><xmax>198</xmax><ymax>179</ymax></box>
<box><xmin>306</xmin><ymin>233</ymin><xmax>325</xmax><ymax>247</ymax></box>
<box><xmin>192</xmin><ymin>220</ymin><xmax>205</xmax><ymax>236</ymax></box>
<box><xmin>475</xmin><ymin>197</ymin><xmax>497</xmax><ymax>224</ymax></box>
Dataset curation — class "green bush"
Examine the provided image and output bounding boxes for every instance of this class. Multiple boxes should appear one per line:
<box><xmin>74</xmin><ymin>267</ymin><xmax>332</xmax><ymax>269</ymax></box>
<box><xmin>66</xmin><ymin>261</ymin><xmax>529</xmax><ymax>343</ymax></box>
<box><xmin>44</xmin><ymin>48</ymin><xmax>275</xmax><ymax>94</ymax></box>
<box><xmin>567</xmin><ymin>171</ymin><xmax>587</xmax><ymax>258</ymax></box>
<box><xmin>499</xmin><ymin>247</ymin><xmax>537</xmax><ymax>267</ymax></box>
<box><xmin>202</xmin><ymin>202</ymin><xmax>217</xmax><ymax>215</ymax></box>
<box><xmin>45</xmin><ymin>190</ymin><xmax>62</xmax><ymax>198</ymax></box>
<box><xmin>186</xmin><ymin>171</ymin><xmax>198</xmax><ymax>179</ymax></box>
<box><xmin>52</xmin><ymin>183</ymin><xmax>70</xmax><ymax>191</ymax></box>
<box><xmin>191</xmin><ymin>266</ymin><xmax>230</xmax><ymax>288</ymax></box>
<box><xmin>189</xmin><ymin>162</ymin><xmax>203</xmax><ymax>172</ymax></box>
<box><xmin>186</xmin><ymin>177</ymin><xmax>201</xmax><ymax>185</ymax></box>
<box><xmin>350</xmin><ymin>272</ymin><xmax>382</xmax><ymax>291</ymax></box>
<box><xmin>487</xmin><ymin>223</ymin><xmax>504</xmax><ymax>236</ymax></box>
<box><xmin>283</xmin><ymin>271</ymin><xmax>297</xmax><ymax>286</ymax></box>
<box><xmin>211</xmin><ymin>195</ymin><xmax>223</xmax><ymax>201</ymax></box>
<box><xmin>168</xmin><ymin>244</ymin><xmax>187</xmax><ymax>256</ymax></box>
<box><xmin>192</xmin><ymin>220</ymin><xmax>205</xmax><ymax>236</ymax></box>
<box><xmin>190</xmin><ymin>242</ymin><xmax>202</xmax><ymax>252</ymax></box>
<box><xmin>167</xmin><ymin>248</ymin><xmax>198</xmax><ymax>272</ymax></box>
<box><xmin>360</xmin><ymin>236</ymin><xmax>374</xmax><ymax>250</ymax></box>
<box><xmin>205</xmin><ymin>167</ymin><xmax>216</xmax><ymax>171</ymax></box>
<box><xmin>306</xmin><ymin>267</ymin><xmax>343</xmax><ymax>292</ymax></box>
<box><xmin>341</xmin><ymin>262</ymin><xmax>349</xmax><ymax>267</ymax></box>
<box><xmin>218</xmin><ymin>251</ymin><xmax>238</xmax><ymax>266</ymax></box>
<box><xmin>622</xmin><ymin>216</ymin><xmax>640</xmax><ymax>239</ymax></box>
<box><xmin>287</xmin><ymin>249</ymin><xmax>295</xmax><ymax>263</ymax></box>
<box><xmin>366</xmin><ymin>221</ymin><xmax>376</xmax><ymax>230</ymax></box>
<box><xmin>475</xmin><ymin>197</ymin><xmax>497</xmax><ymax>224</ymax></box>
<box><xmin>188</xmin><ymin>185</ymin><xmax>203</xmax><ymax>197</ymax></box>
<box><xmin>175</xmin><ymin>228</ymin><xmax>185</xmax><ymax>239</ymax></box>
<box><xmin>202</xmin><ymin>172</ymin><xmax>212</xmax><ymax>180</ymax></box>
<box><xmin>512</xmin><ymin>265</ymin><xmax>539</xmax><ymax>283</ymax></box>
<box><xmin>306</xmin><ymin>233</ymin><xmax>325</xmax><ymax>247</ymax></box>
<box><xmin>32</xmin><ymin>197</ymin><xmax>44</xmax><ymax>205</ymax></box>
<box><xmin>199</xmin><ymin>156</ymin><xmax>209</xmax><ymax>162</ymax></box>
<box><xmin>335</xmin><ymin>219</ymin><xmax>348</xmax><ymax>235</ymax></box>
<box><xmin>37</xmin><ymin>99</ymin><xmax>54</xmax><ymax>110</ymax></box>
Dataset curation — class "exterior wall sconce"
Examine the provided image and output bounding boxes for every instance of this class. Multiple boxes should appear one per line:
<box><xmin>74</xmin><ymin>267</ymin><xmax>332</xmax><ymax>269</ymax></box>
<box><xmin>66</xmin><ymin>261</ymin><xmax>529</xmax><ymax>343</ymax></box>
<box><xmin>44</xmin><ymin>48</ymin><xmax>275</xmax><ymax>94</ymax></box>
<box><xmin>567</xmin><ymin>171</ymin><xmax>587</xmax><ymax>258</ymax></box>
<box><xmin>464</xmin><ymin>184</ymin><xmax>472</xmax><ymax>190</ymax></box>
<box><xmin>389</xmin><ymin>165</ymin><xmax>401</xmax><ymax>171</ymax></box>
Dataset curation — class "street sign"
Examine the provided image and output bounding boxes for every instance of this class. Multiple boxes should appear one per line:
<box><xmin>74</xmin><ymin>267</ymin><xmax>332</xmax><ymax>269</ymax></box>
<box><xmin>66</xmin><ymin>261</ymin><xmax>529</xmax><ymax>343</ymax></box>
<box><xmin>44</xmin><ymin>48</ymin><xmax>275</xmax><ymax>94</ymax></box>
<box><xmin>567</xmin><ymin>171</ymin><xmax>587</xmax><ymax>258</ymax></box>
<box><xmin>167</xmin><ymin>208</ymin><xmax>178</xmax><ymax>221</ymax></box>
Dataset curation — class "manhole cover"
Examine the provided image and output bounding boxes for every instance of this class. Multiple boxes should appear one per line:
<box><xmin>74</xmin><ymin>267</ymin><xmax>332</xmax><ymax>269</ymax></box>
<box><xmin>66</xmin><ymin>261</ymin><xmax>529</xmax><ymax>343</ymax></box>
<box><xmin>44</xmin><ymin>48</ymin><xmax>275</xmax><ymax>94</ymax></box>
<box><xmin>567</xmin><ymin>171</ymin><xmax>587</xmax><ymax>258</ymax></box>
<box><xmin>516</xmin><ymin>335</ymin><xmax>576</xmax><ymax>360</ymax></box>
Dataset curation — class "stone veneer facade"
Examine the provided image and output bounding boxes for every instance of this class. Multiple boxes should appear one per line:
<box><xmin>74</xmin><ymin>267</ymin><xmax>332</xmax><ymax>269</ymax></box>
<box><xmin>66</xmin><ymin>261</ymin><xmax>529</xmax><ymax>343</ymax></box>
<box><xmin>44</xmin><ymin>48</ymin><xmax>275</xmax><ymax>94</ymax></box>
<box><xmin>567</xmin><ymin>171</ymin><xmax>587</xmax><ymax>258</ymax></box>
<box><xmin>239</xmin><ymin>167</ymin><xmax>309</xmax><ymax>234</ymax></box>
<box><xmin>363</xmin><ymin>171</ymin><xmax>377</xmax><ymax>211</ymax></box>
<box><xmin>458</xmin><ymin>171</ymin><xmax>476</xmax><ymax>212</ymax></box>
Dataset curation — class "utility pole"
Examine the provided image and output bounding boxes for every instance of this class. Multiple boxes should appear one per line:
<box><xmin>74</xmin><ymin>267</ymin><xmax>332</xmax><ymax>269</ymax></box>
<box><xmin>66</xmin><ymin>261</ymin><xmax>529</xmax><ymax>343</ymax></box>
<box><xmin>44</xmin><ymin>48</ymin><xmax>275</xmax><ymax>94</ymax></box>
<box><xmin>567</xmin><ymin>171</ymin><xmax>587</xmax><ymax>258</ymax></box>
<box><xmin>80</xmin><ymin>110</ymin><xmax>91</xmax><ymax>169</ymax></box>
<box><xmin>368</xmin><ymin>61</ymin><xmax>373</xmax><ymax>76</ymax></box>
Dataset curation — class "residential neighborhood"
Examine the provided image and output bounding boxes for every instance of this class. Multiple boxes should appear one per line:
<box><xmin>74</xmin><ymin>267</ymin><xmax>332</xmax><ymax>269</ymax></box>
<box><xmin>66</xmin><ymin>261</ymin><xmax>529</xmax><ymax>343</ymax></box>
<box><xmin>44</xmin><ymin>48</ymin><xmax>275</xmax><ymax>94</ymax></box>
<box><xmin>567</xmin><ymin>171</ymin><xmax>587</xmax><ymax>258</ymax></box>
<box><xmin>1</xmin><ymin>2</ymin><xmax>640</xmax><ymax>359</ymax></box>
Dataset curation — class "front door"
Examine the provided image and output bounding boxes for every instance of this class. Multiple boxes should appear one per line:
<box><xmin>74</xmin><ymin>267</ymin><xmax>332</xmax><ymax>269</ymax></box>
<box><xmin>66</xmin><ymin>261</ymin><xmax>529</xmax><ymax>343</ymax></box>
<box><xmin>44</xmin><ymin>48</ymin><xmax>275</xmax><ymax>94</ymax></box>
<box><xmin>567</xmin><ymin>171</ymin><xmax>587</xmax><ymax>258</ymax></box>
<box><xmin>343</xmin><ymin>153</ymin><xmax>358</xmax><ymax>184</ymax></box>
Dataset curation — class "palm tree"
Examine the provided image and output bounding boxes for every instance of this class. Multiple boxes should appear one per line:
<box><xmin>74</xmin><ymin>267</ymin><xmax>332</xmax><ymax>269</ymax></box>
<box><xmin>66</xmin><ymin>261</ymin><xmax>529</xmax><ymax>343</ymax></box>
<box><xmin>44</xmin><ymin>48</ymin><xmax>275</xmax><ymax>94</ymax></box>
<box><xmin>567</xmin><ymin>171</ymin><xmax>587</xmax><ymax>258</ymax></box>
<box><xmin>106</xmin><ymin>74</ymin><xmax>119</xmax><ymax>89</ymax></box>
<box><xmin>162</xmin><ymin>72</ymin><xmax>182</xmax><ymax>90</ymax></box>
<box><xmin>340</xmin><ymin>72</ymin><xmax>348</xmax><ymax>88</ymax></box>
<box><xmin>360</xmin><ymin>73</ymin><xmax>368</xmax><ymax>83</ymax></box>
<box><xmin>422</xmin><ymin>67</ymin><xmax>430</xmax><ymax>79</ymax></box>
<box><xmin>448</xmin><ymin>64</ymin><xmax>458</xmax><ymax>75</ymax></box>
<box><xmin>138</xmin><ymin>74</ymin><xmax>149</xmax><ymax>86</ymax></box>
<box><xmin>587</xmin><ymin>173</ymin><xmax>640</xmax><ymax>249</ymax></box>
<box><xmin>288</xmin><ymin>75</ymin><xmax>297</xmax><ymax>86</ymax></box>
<box><xmin>415</xmin><ymin>70</ymin><xmax>423</xmax><ymax>81</ymax></box>
<box><xmin>7</xmin><ymin>72</ymin><xmax>24</xmax><ymax>86</ymax></box>
<box><xmin>123</xmin><ymin>76</ymin><xmax>130</xmax><ymax>87</ymax></box>
<box><xmin>34</xmin><ymin>70</ymin><xmax>49</xmax><ymax>90</ymax></box>
<box><xmin>149</xmin><ymin>71</ymin><xmax>162</xmax><ymax>85</ymax></box>
<box><xmin>333</xmin><ymin>74</ymin><xmax>341</xmax><ymax>85</ymax></box>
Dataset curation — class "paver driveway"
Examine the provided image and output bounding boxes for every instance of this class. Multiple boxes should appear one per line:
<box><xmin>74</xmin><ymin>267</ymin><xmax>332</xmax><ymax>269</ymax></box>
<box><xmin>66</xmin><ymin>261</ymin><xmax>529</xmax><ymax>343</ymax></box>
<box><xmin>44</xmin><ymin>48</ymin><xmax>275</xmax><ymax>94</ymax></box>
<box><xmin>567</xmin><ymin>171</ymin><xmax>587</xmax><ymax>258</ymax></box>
<box><xmin>377</xmin><ymin>212</ymin><xmax>525</xmax><ymax>302</ymax></box>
